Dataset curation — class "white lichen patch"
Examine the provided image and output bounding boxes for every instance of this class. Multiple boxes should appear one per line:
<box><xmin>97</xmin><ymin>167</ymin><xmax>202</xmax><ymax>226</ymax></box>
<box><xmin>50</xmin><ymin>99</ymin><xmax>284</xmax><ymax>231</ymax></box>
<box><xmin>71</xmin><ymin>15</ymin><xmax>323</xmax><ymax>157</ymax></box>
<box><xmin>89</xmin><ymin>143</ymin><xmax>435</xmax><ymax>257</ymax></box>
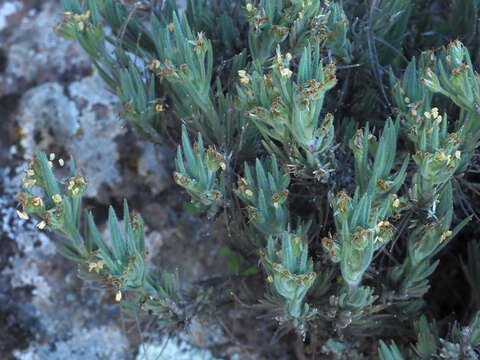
<box><xmin>0</xmin><ymin>1</ymin><xmax>22</xmax><ymax>31</ymax></box>
<box><xmin>14</xmin><ymin>325</ymin><xmax>128</xmax><ymax>360</ymax></box>
<box><xmin>136</xmin><ymin>338</ymin><xmax>225</xmax><ymax>360</ymax></box>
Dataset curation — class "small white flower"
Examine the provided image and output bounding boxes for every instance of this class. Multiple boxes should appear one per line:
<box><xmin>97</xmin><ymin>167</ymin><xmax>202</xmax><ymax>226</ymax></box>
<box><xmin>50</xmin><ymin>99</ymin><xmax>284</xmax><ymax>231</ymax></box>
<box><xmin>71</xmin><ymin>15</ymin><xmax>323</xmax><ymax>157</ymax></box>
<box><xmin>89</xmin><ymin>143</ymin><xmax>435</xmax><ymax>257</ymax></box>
<box><xmin>52</xmin><ymin>194</ymin><xmax>62</xmax><ymax>204</ymax></box>
<box><xmin>281</xmin><ymin>68</ymin><xmax>293</xmax><ymax>78</ymax></box>
<box><xmin>238</xmin><ymin>70</ymin><xmax>250</xmax><ymax>85</ymax></box>
<box><xmin>88</xmin><ymin>260</ymin><xmax>105</xmax><ymax>273</ymax></box>
<box><xmin>16</xmin><ymin>210</ymin><xmax>29</xmax><ymax>220</ymax></box>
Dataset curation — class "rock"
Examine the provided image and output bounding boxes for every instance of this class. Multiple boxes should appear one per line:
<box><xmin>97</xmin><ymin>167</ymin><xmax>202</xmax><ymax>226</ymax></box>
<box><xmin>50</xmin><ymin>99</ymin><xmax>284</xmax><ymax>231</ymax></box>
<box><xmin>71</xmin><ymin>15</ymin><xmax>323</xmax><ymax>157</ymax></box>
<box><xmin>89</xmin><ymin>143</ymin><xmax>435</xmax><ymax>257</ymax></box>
<box><xmin>67</xmin><ymin>72</ymin><xmax>124</xmax><ymax>198</ymax></box>
<box><xmin>0</xmin><ymin>1</ymin><xmax>91</xmax><ymax>96</ymax></box>
<box><xmin>188</xmin><ymin>316</ymin><xmax>228</xmax><ymax>349</ymax></box>
<box><xmin>17</xmin><ymin>72</ymin><xmax>124</xmax><ymax>198</ymax></box>
<box><xmin>136</xmin><ymin>338</ymin><xmax>225</xmax><ymax>360</ymax></box>
<box><xmin>17</xmin><ymin>82</ymin><xmax>79</xmax><ymax>151</ymax></box>
<box><xmin>0</xmin><ymin>1</ymin><xmax>22</xmax><ymax>32</ymax></box>
<box><xmin>14</xmin><ymin>325</ymin><xmax>128</xmax><ymax>360</ymax></box>
<box><xmin>137</xmin><ymin>141</ymin><xmax>173</xmax><ymax>196</ymax></box>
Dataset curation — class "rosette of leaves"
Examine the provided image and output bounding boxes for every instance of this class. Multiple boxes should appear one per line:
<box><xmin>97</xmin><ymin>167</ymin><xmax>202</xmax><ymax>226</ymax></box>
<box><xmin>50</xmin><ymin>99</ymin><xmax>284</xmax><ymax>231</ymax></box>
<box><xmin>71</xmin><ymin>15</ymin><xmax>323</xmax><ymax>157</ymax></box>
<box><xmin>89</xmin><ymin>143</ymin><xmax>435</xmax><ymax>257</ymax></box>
<box><xmin>17</xmin><ymin>152</ymin><xmax>89</xmax><ymax>261</ymax></box>
<box><xmin>391</xmin><ymin>56</ymin><xmax>468</xmax><ymax>208</ymax></box>
<box><xmin>260</xmin><ymin>225</ymin><xmax>317</xmax><ymax>331</ymax></box>
<box><xmin>389</xmin><ymin>183</ymin><xmax>471</xmax><ymax>300</ymax></box>
<box><xmin>324</xmin><ymin>2</ymin><xmax>352</xmax><ymax>62</ymax></box>
<box><xmin>326</xmin><ymin>189</ymin><xmax>394</xmax><ymax>287</ymax></box>
<box><xmin>246</xmin><ymin>0</ymin><xmax>320</xmax><ymax>64</ymax></box>
<box><xmin>349</xmin><ymin>119</ymin><xmax>408</xmax><ymax>204</ymax></box>
<box><xmin>420</xmin><ymin>41</ymin><xmax>480</xmax><ymax>172</ymax></box>
<box><xmin>237</xmin><ymin>44</ymin><xmax>337</xmax><ymax>180</ymax></box>
<box><xmin>390</xmin><ymin>55</ymin><xmax>434</xmax><ymax>133</ymax></box>
<box><xmin>85</xmin><ymin>201</ymin><xmax>147</xmax><ymax>292</ymax></box>
<box><xmin>149</xmin><ymin>13</ymin><xmax>224</xmax><ymax>143</ymax></box>
<box><xmin>328</xmin><ymin>285</ymin><xmax>377</xmax><ymax>329</ymax></box>
<box><xmin>412</xmin><ymin>312</ymin><xmax>480</xmax><ymax>359</ymax></box>
<box><xmin>246</xmin><ymin>0</ymin><xmax>351</xmax><ymax>64</ymax></box>
<box><xmin>323</xmin><ymin>120</ymin><xmax>407</xmax><ymax>287</ymax></box>
<box><xmin>409</xmin><ymin>110</ymin><xmax>464</xmax><ymax>208</ymax></box>
<box><xmin>174</xmin><ymin>125</ymin><xmax>224</xmax><ymax>215</ymax></box>
<box><xmin>421</xmin><ymin>40</ymin><xmax>480</xmax><ymax>113</ymax></box>
<box><xmin>234</xmin><ymin>156</ymin><xmax>289</xmax><ymax>236</ymax></box>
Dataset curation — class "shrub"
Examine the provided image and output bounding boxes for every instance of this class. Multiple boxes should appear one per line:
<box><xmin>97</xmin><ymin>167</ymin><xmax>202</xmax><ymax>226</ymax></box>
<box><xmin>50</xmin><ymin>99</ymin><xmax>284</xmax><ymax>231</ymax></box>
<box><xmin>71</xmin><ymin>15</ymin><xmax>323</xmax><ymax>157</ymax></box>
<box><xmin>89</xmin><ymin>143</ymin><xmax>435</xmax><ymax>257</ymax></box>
<box><xmin>17</xmin><ymin>0</ymin><xmax>480</xmax><ymax>358</ymax></box>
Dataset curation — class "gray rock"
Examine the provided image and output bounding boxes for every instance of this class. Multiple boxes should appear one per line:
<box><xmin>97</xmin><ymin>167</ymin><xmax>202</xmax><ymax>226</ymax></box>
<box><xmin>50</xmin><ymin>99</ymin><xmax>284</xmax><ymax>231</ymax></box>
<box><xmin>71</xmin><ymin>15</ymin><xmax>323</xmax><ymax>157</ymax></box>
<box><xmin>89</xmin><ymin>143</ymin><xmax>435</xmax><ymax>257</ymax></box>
<box><xmin>0</xmin><ymin>1</ymin><xmax>91</xmax><ymax>96</ymax></box>
<box><xmin>137</xmin><ymin>142</ymin><xmax>173</xmax><ymax>196</ymax></box>
<box><xmin>14</xmin><ymin>325</ymin><xmax>128</xmax><ymax>360</ymax></box>
<box><xmin>136</xmin><ymin>338</ymin><xmax>224</xmax><ymax>360</ymax></box>
<box><xmin>17</xmin><ymin>73</ymin><xmax>124</xmax><ymax>198</ymax></box>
